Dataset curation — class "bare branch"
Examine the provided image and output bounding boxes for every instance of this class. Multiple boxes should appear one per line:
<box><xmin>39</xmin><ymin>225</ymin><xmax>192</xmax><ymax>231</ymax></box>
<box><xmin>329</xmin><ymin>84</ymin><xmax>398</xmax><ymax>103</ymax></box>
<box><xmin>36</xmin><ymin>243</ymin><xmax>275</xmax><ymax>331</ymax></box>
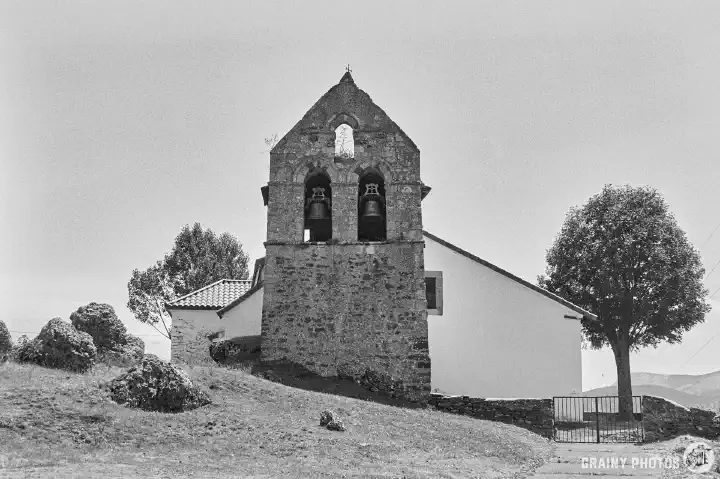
<box><xmin>153</xmin><ymin>296</ymin><xmax>172</xmax><ymax>338</ymax></box>
<box><xmin>145</xmin><ymin>318</ymin><xmax>170</xmax><ymax>340</ymax></box>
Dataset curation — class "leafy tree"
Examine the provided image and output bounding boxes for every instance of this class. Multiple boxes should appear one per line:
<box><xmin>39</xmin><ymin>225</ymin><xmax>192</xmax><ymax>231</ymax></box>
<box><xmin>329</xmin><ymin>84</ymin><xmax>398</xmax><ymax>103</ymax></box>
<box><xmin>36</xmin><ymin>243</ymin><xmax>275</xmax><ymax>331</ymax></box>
<box><xmin>538</xmin><ymin>185</ymin><xmax>711</xmax><ymax>419</ymax></box>
<box><xmin>127</xmin><ymin>223</ymin><xmax>250</xmax><ymax>339</ymax></box>
<box><xmin>127</xmin><ymin>261</ymin><xmax>176</xmax><ymax>339</ymax></box>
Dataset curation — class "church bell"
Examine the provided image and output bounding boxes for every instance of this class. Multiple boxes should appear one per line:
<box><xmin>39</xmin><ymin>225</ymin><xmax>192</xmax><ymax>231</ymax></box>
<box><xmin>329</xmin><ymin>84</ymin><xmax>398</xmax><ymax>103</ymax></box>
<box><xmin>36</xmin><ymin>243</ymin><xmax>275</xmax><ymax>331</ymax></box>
<box><xmin>306</xmin><ymin>186</ymin><xmax>330</xmax><ymax>221</ymax></box>
<box><xmin>307</xmin><ymin>201</ymin><xmax>329</xmax><ymax>221</ymax></box>
<box><xmin>360</xmin><ymin>183</ymin><xmax>384</xmax><ymax>222</ymax></box>
<box><xmin>361</xmin><ymin>198</ymin><xmax>383</xmax><ymax>222</ymax></box>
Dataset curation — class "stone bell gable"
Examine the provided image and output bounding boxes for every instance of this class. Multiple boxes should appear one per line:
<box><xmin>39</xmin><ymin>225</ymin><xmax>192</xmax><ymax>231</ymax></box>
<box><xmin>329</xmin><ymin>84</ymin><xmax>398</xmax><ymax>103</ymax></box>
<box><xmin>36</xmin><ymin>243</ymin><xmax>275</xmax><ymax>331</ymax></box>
<box><xmin>264</xmin><ymin>71</ymin><xmax>427</xmax><ymax>243</ymax></box>
<box><xmin>260</xmin><ymin>71</ymin><xmax>431</xmax><ymax>402</ymax></box>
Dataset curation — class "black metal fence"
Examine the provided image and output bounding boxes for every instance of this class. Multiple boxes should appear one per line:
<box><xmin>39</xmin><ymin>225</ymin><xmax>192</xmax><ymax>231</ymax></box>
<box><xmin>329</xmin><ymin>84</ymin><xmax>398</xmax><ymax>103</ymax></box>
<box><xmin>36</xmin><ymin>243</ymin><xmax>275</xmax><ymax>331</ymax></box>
<box><xmin>553</xmin><ymin>396</ymin><xmax>644</xmax><ymax>443</ymax></box>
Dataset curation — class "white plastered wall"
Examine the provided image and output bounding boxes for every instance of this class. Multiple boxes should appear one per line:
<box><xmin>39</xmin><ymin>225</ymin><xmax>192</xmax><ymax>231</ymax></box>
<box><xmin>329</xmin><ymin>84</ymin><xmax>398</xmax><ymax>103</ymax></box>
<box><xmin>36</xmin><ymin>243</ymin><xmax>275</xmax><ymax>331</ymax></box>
<box><xmin>424</xmin><ymin>235</ymin><xmax>582</xmax><ymax>398</ymax></box>
<box><xmin>221</xmin><ymin>287</ymin><xmax>264</xmax><ymax>338</ymax></box>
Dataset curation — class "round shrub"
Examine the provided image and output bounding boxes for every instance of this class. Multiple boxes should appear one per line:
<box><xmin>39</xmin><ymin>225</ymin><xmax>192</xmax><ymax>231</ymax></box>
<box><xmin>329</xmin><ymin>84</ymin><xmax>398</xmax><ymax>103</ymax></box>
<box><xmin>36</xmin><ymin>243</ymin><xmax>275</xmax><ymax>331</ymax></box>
<box><xmin>0</xmin><ymin>320</ymin><xmax>12</xmax><ymax>361</ymax></box>
<box><xmin>70</xmin><ymin>302</ymin><xmax>127</xmax><ymax>352</ymax></box>
<box><xmin>107</xmin><ymin>354</ymin><xmax>210</xmax><ymax>413</ymax></box>
<box><xmin>8</xmin><ymin>335</ymin><xmax>29</xmax><ymax>362</ymax></box>
<box><xmin>122</xmin><ymin>333</ymin><xmax>145</xmax><ymax>361</ymax></box>
<box><xmin>19</xmin><ymin>317</ymin><xmax>97</xmax><ymax>372</ymax></box>
<box><xmin>98</xmin><ymin>333</ymin><xmax>145</xmax><ymax>367</ymax></box>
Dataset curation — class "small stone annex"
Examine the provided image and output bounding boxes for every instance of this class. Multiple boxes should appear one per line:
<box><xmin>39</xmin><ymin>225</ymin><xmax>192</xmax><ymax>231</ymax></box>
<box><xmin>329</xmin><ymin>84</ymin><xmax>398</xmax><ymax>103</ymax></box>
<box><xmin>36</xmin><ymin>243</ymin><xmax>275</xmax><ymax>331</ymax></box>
<box><xmin>167</xmin><ymin>71</ymin><xmax>596</xmax><ymax>403</ymax></box>
<box><xmin>166</xmin><ymin>279</ymin><xmax>255</xmax><ymax>363</ymax></box>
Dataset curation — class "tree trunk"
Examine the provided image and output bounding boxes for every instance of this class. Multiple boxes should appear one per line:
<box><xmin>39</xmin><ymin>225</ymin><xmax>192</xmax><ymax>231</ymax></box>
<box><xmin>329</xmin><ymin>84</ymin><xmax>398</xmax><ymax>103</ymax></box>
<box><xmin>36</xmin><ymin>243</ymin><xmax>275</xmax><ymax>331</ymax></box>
<box><xmin>612</xmin><ymin>340</ymin><xmax>634</xmax><ymax>421</ymax></box>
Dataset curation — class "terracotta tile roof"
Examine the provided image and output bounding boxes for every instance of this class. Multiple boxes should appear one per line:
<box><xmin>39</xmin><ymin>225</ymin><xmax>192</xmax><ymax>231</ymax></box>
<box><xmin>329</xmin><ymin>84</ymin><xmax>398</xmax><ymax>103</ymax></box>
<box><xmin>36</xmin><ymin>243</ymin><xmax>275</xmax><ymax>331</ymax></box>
<box><xmin>165</xmin><ymin>279</ymin><xmax>253</xmax><ymax>310</ymax></box>
<box><xmin>217</xmin><ymin>283</ymin><xmax>264</xmax><ymax>318</ymax></box>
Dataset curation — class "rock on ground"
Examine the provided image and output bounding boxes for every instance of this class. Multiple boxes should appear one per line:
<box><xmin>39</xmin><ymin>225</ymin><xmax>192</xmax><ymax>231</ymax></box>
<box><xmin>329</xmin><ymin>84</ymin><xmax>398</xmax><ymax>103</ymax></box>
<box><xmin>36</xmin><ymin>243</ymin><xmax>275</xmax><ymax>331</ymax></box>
<box><xmin>326</xmin><ymin>419</ymin><xmax>346</xmax><ymax>431</ymax></box>
<box><xmin>107</xmin><ymin>354</ymin><xmax>210</xmax><ymax>413</ymax></box>
<box><xmin>0</xmin><ymin>320</ymin><xmax>12</xmax><ymax>361</ymax></box>
<box><xmin>320</xmin><ymin>409</ymin><xmax>335</xmax><ymax>426</ymax></box>
<box><xmin>17</xmin><ymin>318</ymin><xmax>96</xmax><ymax>372</ymax></box>
<box><xmin>320</xmin><ymin>409</ymin><xmax>346</xmax><ymax>431</ymax></box>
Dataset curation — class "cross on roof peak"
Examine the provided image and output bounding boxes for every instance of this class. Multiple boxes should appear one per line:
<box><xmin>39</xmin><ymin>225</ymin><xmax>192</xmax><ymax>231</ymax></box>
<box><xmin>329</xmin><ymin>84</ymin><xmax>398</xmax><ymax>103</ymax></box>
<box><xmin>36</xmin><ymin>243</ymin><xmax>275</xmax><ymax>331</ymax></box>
<box><xmin>339</xmin><ymin>67</ymin><xmax>355</xmax><ymax>84</ymax></box>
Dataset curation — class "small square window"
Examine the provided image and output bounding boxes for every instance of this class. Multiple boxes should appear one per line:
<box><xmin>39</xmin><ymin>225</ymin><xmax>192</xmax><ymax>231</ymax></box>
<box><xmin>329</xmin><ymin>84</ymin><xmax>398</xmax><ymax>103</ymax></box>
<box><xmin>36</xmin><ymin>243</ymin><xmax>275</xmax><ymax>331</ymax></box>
<box><xmin>425</xmin><ymin>271</ymin><xmax>443</xmax><ymax>315</ymax></box>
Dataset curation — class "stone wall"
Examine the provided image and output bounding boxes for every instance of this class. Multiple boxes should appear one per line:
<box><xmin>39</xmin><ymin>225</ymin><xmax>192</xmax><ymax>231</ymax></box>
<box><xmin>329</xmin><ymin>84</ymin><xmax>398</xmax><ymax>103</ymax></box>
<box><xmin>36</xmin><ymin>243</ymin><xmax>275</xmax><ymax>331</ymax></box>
<box><xmin>264</xmin><ymin>72</ymin><xmax>424</xmax><ymax>245</ymax></box>
<box><xmin>169</xmin><ymin>310</ymin><xmax>221</xmax><ymax>365</ymax></box>
<box><xmin>261</xmin><ymin>241</ymin><xmax>430</xmax><ymax>402</ymax></box>
<box><xmin>428</xmin><ymin>394</ymin><xmax>554</xmax><ymax>438</ymax></box>
<box><xmin>642</xmin><ymin>395</ymin><xmax>720</xmax><ymax>442</ymax></box>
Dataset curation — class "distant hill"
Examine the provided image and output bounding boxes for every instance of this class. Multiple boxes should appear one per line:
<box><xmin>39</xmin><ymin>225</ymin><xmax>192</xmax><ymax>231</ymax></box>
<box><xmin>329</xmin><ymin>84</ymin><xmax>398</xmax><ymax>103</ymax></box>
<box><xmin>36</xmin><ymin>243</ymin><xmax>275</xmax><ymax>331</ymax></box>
<box><xmin>611</xmin><ymin>370</ymin><xmax>720</xmax><ymax>396</ymax></box>
<box><xmin>583</xmin><ymin>370</ymin><xmax>720</xmax><ymax>411</ymax></box>
<box><xmin>582</xmin><ymin>384</ymin><xmax>712</xmax><ymax>408</ymax></box>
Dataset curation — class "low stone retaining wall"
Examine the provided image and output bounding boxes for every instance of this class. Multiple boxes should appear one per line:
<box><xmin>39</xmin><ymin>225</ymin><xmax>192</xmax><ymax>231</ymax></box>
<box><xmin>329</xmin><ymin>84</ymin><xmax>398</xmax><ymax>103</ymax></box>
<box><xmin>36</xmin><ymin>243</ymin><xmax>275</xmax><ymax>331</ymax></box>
<box><xmin>642</xmin><ymin>395</ymin><xmax>720</xmax><ymax>442</ymax></box>
<box><xmin>430</xmin><ymin>394</ymin><xmax>720</xmax><ymax>442</ymax></box>
<box><xmin>429</xmin><ymin>394</ymin><xmax>554</xmax><ymax>438</ymax></box>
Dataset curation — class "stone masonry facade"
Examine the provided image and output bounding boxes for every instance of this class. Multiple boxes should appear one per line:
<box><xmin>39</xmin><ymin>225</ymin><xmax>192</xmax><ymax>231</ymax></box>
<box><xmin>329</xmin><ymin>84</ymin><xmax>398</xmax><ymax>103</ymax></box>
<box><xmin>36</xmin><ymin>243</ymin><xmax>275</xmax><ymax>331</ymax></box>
<box><xmin>170</xmin><ymin>312</ymin><xmax>220</xmax><ymax>365</ymax></box>
<box><xmin>260</xmin><ymin>72</ymin><xmax>431</xmax><ymax>402</ymax></box>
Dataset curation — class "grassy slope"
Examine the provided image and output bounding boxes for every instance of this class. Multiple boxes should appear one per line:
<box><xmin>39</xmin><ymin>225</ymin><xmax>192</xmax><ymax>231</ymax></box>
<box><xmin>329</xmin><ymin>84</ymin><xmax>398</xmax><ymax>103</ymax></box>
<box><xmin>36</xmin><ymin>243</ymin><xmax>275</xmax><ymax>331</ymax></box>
<box><xmin>0</xmin><ymin>362</ymin><xmax>552</xmax><ymax>478</ymax></box>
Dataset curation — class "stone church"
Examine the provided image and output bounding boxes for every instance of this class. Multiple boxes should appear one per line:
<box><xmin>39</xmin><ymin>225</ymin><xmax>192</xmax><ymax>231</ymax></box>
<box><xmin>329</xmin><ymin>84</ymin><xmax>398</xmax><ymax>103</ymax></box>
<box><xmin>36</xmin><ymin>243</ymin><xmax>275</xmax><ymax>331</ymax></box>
<box><xmin>167</xmin><ymin>72</ymin><xmax>595</xmax><ymax>401</ymax></box>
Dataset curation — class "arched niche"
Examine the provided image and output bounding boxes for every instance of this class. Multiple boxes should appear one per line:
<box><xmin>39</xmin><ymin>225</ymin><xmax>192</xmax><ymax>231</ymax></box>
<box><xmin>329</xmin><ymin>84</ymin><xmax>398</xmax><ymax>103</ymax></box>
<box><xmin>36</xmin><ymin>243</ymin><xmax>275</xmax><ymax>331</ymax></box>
<box><xmin>304</xmin><ymin>169</ymin><xmax>332</xmax><ymax>242</ymax></box>
<box><xmin>357</xmin><ymin>167</ymin><xmax>387</xmax><ymax>241</ymax></box>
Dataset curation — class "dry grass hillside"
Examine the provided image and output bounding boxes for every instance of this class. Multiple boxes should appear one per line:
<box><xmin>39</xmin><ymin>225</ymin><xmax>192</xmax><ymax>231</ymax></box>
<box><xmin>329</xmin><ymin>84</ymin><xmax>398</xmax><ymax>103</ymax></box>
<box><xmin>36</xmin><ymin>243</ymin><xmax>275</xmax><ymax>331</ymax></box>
<box><xmin>0</xmin><ymin>362</ymin><xmax>553</xmax><ymax>478</ymax></box>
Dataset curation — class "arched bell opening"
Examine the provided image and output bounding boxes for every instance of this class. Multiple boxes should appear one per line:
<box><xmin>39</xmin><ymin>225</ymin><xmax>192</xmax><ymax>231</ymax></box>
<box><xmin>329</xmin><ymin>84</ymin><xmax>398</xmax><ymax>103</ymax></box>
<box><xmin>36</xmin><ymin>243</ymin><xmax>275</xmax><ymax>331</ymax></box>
<box><xmin>304</xmin><ymin>171</ymin><xmax>332</xmax><ymax>242</ymax></box>
<box><xmin>358</xmin><ymin>170</ymin><xmax>386</xmax><ymax>241</ymax></box>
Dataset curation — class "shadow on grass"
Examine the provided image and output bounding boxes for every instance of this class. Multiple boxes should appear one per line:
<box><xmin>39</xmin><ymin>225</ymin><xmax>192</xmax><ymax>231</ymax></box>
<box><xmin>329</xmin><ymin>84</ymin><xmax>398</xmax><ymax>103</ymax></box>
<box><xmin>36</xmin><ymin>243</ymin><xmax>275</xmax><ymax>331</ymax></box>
<box><xmin>236</xmin><ymin>359</ymin><xmax>424</xmax><ymax>410</ymax></box>
<box><xmin>207</xmin><ymin>339</ymin><xmax>424</xmax><ymax>409</ymax></box>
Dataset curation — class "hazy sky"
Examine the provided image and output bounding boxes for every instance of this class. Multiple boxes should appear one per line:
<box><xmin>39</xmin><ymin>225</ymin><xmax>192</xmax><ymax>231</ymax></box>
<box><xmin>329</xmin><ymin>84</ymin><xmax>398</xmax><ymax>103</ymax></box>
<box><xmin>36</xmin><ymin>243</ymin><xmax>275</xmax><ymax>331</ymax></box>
<box><xmin>2</xmin><ymin>1</ymin><xmax>719</xmax><ymax>391</ymax></box>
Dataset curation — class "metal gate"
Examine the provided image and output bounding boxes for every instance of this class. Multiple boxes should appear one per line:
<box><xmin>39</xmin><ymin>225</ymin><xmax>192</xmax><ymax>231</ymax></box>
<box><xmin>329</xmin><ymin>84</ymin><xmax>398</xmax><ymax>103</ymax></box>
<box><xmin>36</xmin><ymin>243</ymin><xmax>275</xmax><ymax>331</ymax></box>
<box><xmin>553</xmin><ymin>396</ymin><xmax>643</xmax><ymax>443</ymax></box>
